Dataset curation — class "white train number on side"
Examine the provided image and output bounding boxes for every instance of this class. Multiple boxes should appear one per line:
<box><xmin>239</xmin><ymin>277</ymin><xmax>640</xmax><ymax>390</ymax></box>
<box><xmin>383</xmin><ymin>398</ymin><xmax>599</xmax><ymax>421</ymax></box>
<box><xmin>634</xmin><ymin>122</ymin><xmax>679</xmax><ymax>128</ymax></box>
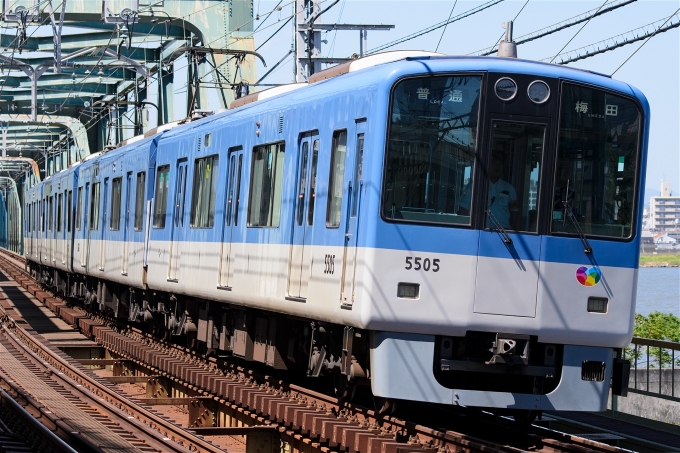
<box><xmin>405</xmin><ymin>256</ymin><xmax>440</xmax><ymax>272</ymax></box>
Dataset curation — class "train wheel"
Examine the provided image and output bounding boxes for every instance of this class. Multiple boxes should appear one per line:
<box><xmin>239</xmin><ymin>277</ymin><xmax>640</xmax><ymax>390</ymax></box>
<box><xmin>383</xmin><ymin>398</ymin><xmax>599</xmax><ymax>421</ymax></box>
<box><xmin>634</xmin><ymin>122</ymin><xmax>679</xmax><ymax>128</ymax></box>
<box><xmin>511</xmin><ymin>409</ymin><xmax>540</xmax><ymax>425</ymax></box>
<box><xmin>334</xmin><ymin>374</ymin><xmax>356</xmax><ymax>404</ymax></box>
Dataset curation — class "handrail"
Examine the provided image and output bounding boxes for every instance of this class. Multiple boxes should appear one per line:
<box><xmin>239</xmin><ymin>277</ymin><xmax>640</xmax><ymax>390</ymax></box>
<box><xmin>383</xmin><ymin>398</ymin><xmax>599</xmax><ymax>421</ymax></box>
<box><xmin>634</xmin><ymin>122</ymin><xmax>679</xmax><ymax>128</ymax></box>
<box><xmin>631</xmin><ymin>336</ymin><xmax>680</xmax><ymax>350</ymax></box>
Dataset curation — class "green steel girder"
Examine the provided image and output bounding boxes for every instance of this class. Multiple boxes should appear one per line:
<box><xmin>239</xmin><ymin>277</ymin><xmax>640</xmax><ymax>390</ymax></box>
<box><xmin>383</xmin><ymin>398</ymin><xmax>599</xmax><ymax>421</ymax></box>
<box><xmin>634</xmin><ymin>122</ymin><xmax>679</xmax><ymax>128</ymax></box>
<box><xmin>9</xmin><ymin>47</ymin><xmax>160</xmax><ymax>64</ymax></box>
<box><xmin>0</xmin><ymin>0</ymin><xmax>255</xmax><ymax>183</ymax></box>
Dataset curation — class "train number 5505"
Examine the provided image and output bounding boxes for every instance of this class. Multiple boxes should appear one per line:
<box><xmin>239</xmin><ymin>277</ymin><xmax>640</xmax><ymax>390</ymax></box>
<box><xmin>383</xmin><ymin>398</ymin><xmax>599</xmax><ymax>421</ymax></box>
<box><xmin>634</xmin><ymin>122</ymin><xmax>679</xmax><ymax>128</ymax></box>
<box><xmin>405</xmin><ymin>257</ymin><xmax>440</xmax><ymax>272</ymax></box>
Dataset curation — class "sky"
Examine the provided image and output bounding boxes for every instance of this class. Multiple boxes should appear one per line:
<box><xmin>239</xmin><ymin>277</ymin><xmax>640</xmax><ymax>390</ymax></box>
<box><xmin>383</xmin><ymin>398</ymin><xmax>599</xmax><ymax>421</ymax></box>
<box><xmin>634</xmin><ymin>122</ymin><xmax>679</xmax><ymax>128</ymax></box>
<box><xmin>251</xmin><ymin>0</ymin><xmax>680</xmax><ymax>199</ymax></box>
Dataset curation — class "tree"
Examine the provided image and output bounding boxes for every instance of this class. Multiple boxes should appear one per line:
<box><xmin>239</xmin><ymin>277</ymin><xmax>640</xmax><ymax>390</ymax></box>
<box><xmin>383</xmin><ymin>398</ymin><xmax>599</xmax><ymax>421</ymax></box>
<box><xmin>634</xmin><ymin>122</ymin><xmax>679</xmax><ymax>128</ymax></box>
<box><xmin>627</xmin><ymin>312</ymin><xmax>680</xmax><ymax>368</ymax></box>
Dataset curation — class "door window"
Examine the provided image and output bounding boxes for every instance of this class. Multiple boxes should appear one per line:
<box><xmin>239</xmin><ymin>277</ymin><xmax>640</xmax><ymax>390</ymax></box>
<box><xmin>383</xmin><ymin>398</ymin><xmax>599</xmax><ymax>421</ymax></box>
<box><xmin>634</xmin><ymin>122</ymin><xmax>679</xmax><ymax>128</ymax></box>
<box><xmin>296</xmin><ymin>142</ymin><xmax>309</xmax><ymax>226</ymax></box>
<box><xmin>477</xmin><ymin>122</ymin><xmax>545</xmax><ymax>232</ymax></box>
<box><xmin>90</xmin><ymin>183</ymin><xmax>100</xmax><ymax>230</ymax></box>
<box><xmin>308</xmin><ymin>140</ymin><xmax>319</xmax><ymax>225</ymax></box>
<box><xmin>134</xmin><ymin>172</ymin><xmax>145</xmax><ymax>231</ymax></box>
<box><xmin>327</xmin><ymin>130</ymin><xmax>347</xmax><ymax>227</ymax></box>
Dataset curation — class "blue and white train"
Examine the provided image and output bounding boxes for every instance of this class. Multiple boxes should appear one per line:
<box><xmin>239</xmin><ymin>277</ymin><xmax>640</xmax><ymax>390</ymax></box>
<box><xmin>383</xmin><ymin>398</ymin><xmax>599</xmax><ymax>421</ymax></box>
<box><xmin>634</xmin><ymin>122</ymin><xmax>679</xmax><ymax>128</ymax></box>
<box><xmin>24</xmin><ymin>51</ymin><xmax>647</xmax><ymax>413</ymax></box>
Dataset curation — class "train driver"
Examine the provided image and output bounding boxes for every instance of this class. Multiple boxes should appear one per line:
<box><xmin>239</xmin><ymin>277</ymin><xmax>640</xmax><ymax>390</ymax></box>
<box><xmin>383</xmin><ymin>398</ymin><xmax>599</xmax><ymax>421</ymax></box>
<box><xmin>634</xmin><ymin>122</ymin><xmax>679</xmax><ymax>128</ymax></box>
<box><xmin>457</xmin><ymin>154</ymin><xmax>519</xmax><ymax>230</ymax></box>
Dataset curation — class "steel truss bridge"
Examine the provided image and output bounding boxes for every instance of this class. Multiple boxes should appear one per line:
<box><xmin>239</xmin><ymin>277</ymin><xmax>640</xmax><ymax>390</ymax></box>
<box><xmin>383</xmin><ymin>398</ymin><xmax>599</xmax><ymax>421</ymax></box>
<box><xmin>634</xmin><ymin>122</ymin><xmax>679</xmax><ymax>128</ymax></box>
<box><xmin>0</xmin><ymin>0</ymin><xmax>257</xmax><ymax>253</ymax></box>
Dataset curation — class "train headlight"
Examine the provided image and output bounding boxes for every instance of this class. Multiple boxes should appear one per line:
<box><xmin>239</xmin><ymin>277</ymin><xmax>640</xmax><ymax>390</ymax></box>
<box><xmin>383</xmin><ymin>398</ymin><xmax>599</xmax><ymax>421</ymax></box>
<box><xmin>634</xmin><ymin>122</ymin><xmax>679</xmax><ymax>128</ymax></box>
<box><xmin>494</xmin><ymin>77</ymin><xmax>517</xmax><ymax>101</ymax></box>
<box><xmin>527</xmin><ymin>80</ymin><xmax>550</xmax><ymax>104</ymax></box>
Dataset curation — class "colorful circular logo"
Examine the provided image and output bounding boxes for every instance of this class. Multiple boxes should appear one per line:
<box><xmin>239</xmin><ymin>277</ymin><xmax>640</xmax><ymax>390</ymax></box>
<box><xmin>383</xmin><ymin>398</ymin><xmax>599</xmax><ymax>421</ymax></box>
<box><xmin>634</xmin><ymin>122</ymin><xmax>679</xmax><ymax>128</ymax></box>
<box><xmin>576</xmin><ymin>266</ymin><xmax>602</xmax><ymax>287</ymax></box>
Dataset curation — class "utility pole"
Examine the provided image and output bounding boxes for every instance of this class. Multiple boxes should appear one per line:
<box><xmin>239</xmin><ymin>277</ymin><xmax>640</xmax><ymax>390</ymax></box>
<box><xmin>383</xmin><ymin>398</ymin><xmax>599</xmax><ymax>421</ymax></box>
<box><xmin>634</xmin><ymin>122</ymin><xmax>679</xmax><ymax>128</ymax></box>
<box><xmin>294</xmin><ymin>0</ymin><xmax>394</xmax><ymax>82</ymax></box>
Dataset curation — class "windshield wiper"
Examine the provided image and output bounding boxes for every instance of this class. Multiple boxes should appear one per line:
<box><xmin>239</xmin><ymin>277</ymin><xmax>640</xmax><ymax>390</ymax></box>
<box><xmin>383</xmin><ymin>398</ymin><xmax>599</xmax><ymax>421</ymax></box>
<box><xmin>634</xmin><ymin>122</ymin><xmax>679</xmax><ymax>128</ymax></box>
<box><xmin>561</xmin><ymin>179</ymin><xmax>592</xmax><ymax>254</ymax></box>
<box><xmin>486</xmin><ymin>208</ymin><xmax>513</xmax><ymax>244</ymax></box>
<box><xmin>565</xmin><ymin>207</ymin><xmax>593</xmax><ymax>254</ymax></box>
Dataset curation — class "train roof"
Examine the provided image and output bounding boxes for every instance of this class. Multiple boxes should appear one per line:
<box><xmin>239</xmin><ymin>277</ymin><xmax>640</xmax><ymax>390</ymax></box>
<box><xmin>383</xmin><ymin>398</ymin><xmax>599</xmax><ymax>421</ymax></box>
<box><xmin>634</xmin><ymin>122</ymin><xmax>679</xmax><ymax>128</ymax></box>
<box><xmin>217</xmin><ymin>55</ymin><xmax>645</xmax><ymax>118</ymax></box>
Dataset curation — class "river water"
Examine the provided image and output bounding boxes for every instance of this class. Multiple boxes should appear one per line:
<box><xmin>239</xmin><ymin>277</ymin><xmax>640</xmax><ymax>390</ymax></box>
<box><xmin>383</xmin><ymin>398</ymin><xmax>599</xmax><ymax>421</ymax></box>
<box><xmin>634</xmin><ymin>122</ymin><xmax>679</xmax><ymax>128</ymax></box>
<box><xmin>635</xmin><ymin>267</ymin><xmax>680</xmax><ymax>316</ymax></box>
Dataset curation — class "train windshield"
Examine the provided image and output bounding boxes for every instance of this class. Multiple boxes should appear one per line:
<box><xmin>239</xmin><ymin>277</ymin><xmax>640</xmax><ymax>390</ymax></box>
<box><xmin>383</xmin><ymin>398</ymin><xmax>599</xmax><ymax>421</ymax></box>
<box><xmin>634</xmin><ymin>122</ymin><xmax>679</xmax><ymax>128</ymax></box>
<box><xmin>553</xmin><ymin>84</ymin><xmax>641</xmax><ymax>239</ymax></box>
<box><xmin>383</xmin><ymin>75</ymin><xmax>481</xmax><ymax>225</ymax></box>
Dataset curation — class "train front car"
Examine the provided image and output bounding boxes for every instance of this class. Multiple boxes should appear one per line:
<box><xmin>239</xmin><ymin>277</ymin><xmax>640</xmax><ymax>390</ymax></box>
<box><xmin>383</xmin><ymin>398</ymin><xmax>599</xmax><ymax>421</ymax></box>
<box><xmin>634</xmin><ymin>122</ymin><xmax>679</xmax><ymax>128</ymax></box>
<box><xmin>367</xmin><ymin>57</ymin><xmax>648</xmax><ymax>412</ymax></box>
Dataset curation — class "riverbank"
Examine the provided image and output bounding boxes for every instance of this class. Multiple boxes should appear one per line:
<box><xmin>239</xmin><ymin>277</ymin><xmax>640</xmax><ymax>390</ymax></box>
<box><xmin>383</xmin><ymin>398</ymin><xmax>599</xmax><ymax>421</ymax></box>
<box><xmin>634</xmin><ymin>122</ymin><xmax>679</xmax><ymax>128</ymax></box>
<box><xmin>639</xmin><ymin>254</ymin><xmax>680</xmax><ymax>267</ymax></box>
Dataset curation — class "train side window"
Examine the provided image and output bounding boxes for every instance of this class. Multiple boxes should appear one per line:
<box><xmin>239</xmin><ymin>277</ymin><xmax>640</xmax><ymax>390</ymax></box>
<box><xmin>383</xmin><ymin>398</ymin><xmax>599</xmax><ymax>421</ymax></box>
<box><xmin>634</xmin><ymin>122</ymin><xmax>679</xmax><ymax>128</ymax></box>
<box><xmin>67</xmin><ymin>190</ymin><xmax>72</xmax><ymax>233</ymax></box>
<box><xmin>90</xmin><ymin>182</ymin><xmax>100</xmax><ymax>230</ymax></box>
<box><xmin>76</xmin><ymin>187</ymin><xmax>83</xmax><ymax>231</ymax></box>
<box><xmin>248</xmin><ymin>142</ymin><xmax>285</xmax><ymax>227</ymax></box>
<box><xmin>41</xmin><ymin>200</ymin><xmax>45</xmax><ymax>232</ymax></box>
<box><xmin>57</xmin><ymin>193</ymin><xmax>63</xmax><ymax>232</ymax></box>
<box><xmin>153</xmin><ymin>165</ymin><xmax>170</xmax><ymax>228</ymax></box>
<box><xmin>308</xmin><ymin>139</ymin><xmax>319</xmax><ymax>225</ymax></box>
<box><xmin>110</xmin><ymin>177</ymin><xmax>122</xmax><ymax>230</ymax></box>
<box><xmin>48</xmin><ymin>196</ymin><xmax>53</xmax><ymax>232</ymax></box>
<box><xmin>190</xmin><ymin>155</ymin><xmax>218</xmax><ymax>228</ymax></box>
<box><xmin>134</xmin><ymin>172</ymin><xmax>146</xmax><ymax>231</ymax></box>
<box><xmin>327</xmin><ymin>130</ymin><xmax>347</xmax><ymax>227</ymax></box>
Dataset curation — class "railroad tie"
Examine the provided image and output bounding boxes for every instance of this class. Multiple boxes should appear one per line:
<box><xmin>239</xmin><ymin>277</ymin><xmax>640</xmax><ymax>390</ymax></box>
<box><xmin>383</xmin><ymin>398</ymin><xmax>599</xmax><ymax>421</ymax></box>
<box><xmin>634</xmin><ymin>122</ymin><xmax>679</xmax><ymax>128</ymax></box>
<box><xmin>0</xmin><ymin>341</ymin><xmax>144</xmax><ymax>453</ymax></box>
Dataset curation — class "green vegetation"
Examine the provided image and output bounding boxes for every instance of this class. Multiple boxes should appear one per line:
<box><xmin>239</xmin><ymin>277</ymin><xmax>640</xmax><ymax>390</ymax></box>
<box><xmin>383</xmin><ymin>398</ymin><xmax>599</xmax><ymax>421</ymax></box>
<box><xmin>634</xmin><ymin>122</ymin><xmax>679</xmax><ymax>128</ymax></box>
<box><xmin>627</xmin><ymin>312</ymin><xmax>680</xmax><ymax>367</ymax></box>
<box><xmin>639</xmin><ymin>254</ymin><xmax>680</xmax><ymax>266</ymax></box>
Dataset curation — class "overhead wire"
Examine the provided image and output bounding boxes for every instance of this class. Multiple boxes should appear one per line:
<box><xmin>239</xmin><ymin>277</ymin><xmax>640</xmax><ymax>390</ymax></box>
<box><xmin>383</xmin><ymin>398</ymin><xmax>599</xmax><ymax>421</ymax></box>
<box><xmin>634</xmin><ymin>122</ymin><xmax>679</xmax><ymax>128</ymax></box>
<box><xmin>471</xmin><ymin>0</ymin><xmax>636</xmax><ymax>55</ymax></box>
<box><xmin>546</xmin><ymin>9</ymin><xmax>680</xmax><ymax>65</ymax></box>
<box><xmin>365</xmin><ymin>0</ymin><xmax>505</xmax><ymax>55</ymax></box>
<box><xmin>327</xmin><ymin>0</ymin><xmax>347</xmax><ymax>57</ymax></box>
<box><xmin>611</xmin><ymin>6</ymin><xmax>680</xmax><ymax>75</ymax></box>
<box><xmin>549</xmin><ymin>0</ymin><xmax>609</xmax><ymax>63</ymax></box>
<box><xmin>436</xmin><ymin>0</ymin><xmax>458</xmax><ymax>53</ymax></box>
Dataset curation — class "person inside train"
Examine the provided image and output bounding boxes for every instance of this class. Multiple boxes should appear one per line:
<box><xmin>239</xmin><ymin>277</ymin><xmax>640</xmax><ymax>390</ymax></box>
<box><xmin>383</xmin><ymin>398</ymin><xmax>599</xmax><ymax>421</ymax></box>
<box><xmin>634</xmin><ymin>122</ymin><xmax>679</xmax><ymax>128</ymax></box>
<box><xmin>457</xmin><ymin>153</ymin><xmax>519</xmax><ymax>230</ymax></box>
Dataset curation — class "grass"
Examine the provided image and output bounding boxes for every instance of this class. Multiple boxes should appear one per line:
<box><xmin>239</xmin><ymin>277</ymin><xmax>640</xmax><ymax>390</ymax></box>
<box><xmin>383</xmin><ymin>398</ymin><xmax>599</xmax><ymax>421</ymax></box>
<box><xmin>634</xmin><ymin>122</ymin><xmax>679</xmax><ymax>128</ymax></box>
<box><xmin>639</xmin><ymin>254</ymin><xmax>680</xmax><ymax>266</ymax></box>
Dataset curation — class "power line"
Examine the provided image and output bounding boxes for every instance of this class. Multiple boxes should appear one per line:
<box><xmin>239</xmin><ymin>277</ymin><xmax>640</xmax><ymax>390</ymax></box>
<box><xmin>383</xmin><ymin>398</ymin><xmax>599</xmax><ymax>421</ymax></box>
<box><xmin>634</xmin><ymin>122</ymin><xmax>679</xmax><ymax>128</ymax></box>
<box><xmin>471</xmin><ymin>0</ymin><xmax>636</xmax><ymax>56</ymax></box>
<box><xmin>436</xmin><ymin>0</ymin><xmax>458</xmax><ymax>53</ymax></box>
<box><xmin>366</xmin><ymin>0</ymin><xmax>505</xmax><ymax>55</ymax></box>
<box><xmin>328</xmin><ymin>0</ymin><xmax>347</xmax><ymax>57</ymax></box>
<box><xmin>612</xmin><ymin>6</ymin><xmax>680</xmax><ymax>75</ymax></box>
<box><xmin>549</xmin><ymin>0</ymin><xmax>609</xmax><ymax>63</ymax></box>
<box><xmin>548</xmin><ymin>9</ymin><xmax>680</xmax><ymax>65</ymax></box>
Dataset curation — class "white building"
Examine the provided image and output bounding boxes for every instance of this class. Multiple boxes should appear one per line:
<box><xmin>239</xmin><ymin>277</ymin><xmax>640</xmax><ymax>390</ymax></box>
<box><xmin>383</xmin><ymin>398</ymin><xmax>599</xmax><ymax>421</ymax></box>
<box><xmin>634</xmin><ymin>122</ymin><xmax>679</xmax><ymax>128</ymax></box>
<box><xmin>649</xmin><ymin>181</ymin><xmax>680</xmax><ymax>231</ymax></box>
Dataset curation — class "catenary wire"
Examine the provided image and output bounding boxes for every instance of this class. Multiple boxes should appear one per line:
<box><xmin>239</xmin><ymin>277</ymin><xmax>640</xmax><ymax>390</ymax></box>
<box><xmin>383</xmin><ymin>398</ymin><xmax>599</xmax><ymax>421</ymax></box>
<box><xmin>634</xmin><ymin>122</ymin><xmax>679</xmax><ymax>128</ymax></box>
<box><xmin>549</xmin><ymin>0</ymin><xmax>609</xmax><ymax>63</ymax></box>
<box><xmin>611</xmin><ymin>8</ymin><xmax>680</xmax><ymax>74</ymax></box>
<box><xmin>435</xmin><ymin>0</ymin><xmax>458</xmax><ymax>53</ymax></box>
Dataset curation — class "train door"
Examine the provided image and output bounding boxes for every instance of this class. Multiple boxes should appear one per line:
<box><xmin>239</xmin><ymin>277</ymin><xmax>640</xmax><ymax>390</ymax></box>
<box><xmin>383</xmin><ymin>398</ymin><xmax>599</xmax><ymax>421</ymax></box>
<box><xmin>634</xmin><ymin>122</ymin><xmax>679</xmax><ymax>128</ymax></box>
<box><xmin>474</xmin><ymin>119</ymin><xmax>548</xmax><ymax>317</ymax></box>
<box><xmin>99</xmin><ymin>178</ymin><xmax>109</xmax><ymax>271</ymax></box>
<box><xmin>49</xmin><ymin>196</ymin><xmax>55</xmax><ymax>263</ymax></box>
<box><xmin>59</xmin><ymin>191</ymin><xmax>65</xmax><ymax>265</ymax></box>
<box><xmin>83</xmin><ymin>182</ymin><xmax>92</xmax><ymax>268</ymax></box>
<box><xmin>168</xmin><ymin>159</ymin><xmax>188</xmax><ymax>281</ymax></box>
<box><xmin>218</xmin><ymin>148</ymin><xmax>244</xmax><ymax>289</ymax></box>
<box><xmin>340</xmin><ymin>122</ymin><xmax>366</xmax><ymax>308</ymax></box>
<box><xmin>122</xmin><ymin>172</ymin><xmax>132</xmax><ymax>275</ymax></box>
<box><xmin>287</xmin><ymin>132</ymin><xmax>319</xmax><ymax>300</ymax></box>
<box><xmin>66</xmin><ymin>190</ymin><xmax>72</xmax><ymax>270</ymax></box>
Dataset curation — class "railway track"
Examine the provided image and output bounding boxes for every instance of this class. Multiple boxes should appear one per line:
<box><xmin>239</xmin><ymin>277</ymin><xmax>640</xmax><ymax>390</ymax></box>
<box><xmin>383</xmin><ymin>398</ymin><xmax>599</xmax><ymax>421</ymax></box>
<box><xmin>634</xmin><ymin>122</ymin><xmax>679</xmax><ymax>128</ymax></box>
<box><xmin>0</xmin><ymin>249</ymin><xmax>635</xmax><ymax>453</ymax></box>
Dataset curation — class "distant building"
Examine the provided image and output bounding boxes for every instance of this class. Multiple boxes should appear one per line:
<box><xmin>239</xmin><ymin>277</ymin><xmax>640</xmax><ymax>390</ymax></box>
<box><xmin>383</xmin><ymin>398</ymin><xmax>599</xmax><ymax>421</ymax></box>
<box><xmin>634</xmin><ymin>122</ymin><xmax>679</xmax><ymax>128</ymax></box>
<box><xmin>649</xmin><ymin>181</ymin><xmax>680</xmax><ymax>231</ymax></box>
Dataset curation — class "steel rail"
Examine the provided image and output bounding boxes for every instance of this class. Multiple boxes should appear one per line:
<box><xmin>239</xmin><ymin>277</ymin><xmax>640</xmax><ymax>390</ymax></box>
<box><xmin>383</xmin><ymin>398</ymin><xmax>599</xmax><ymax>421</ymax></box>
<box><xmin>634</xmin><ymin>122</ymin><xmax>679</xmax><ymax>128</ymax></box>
<box><xmin>0</xmin><ymin>268</ymin><xmax>226</xmax><ymax>452</ymax></box>
<box><xmin>0</xmin><ymin>388</ymin><xmax>81</xmax><ymax>453</ymax></box>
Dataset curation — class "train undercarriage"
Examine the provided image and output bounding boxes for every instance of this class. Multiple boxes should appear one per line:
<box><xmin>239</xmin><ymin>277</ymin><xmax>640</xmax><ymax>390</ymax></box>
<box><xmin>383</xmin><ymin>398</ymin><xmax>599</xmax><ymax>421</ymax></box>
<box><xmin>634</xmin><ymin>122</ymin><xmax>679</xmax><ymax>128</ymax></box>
<box><xmin>30</xmin><ymin>262</ymin><xmax>370</xmax><ymax>399</ymax></box>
